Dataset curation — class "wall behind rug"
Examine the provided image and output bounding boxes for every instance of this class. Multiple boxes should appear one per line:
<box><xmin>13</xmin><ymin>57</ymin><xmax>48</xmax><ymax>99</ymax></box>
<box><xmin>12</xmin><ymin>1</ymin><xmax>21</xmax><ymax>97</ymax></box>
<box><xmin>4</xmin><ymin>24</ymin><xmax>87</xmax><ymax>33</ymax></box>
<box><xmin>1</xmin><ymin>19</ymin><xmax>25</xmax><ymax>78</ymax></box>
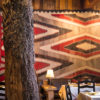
<box><xmin>32</xmin><ymin>0</ymin><xmax>100</xmax><ymax>10</ymax></box>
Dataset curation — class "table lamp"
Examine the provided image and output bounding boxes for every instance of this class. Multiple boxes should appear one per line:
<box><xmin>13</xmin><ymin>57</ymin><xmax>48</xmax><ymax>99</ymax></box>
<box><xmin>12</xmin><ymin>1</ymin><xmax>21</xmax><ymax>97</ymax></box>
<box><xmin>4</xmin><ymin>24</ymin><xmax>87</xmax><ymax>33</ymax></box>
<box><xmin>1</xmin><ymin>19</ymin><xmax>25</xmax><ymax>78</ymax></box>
<box><xmin>46</xmin><ymin>69</ymin><xmax>54</xmax><ymax>85</ymax></box>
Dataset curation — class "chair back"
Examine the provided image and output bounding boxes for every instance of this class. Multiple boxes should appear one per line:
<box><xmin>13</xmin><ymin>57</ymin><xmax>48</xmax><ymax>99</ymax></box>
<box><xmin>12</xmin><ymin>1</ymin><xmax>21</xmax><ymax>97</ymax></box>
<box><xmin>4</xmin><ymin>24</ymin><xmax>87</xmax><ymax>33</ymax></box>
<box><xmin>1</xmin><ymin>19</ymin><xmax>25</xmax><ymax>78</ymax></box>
<box><xmin>78</xmin><ymin>79</ymin><xmax>95</xmax><ymax>94</ymax></box>
<box><xmin>0</xmin><ymin>82</ymin><xmax>5</xmax><ymax>100</ymax></box>
<box><xmin>65</xmin><ymin>84</ymin><xmax>72</xmax><ymax>100</ymax></box>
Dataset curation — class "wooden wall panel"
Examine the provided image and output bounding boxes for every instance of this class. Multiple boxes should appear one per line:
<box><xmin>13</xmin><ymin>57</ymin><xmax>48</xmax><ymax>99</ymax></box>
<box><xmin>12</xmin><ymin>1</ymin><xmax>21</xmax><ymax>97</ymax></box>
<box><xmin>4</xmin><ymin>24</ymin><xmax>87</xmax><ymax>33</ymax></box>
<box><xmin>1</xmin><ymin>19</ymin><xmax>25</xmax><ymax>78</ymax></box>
<box><xmin>43</xmin><ymin>0</ymin><xmax>56</xmax><ymax>10</ymax></box>
<box><xmin>32</xmin><ymin>0</ymin><xmax>100</xmax><ymax>10</ymax></box>
<box><xmin>65</xmin><ymin>0</ymin><xmax>68</xmax><ymax>9</ymax></box>
<box><xmin>32</xmin><ymin>0</ymin><xmax>79</xmax><ymax>10</ymax></box>
<box><xmin>72</xmin><ymin>0</ymin><xmax>81</xmax><ymax>10</ymax></box>
<box><xmin>55</xmin><ymin>0</ymin><xmax>60</xmax><ymax>10</ymax></box>
<box><xmin>84</xmin><ymin>0</ymin><xmax>100</xmax><ymax>10</ymax></box>
<box><xmin>59</xmin><ymin>0</ymin><xmax>66</xmax><ymax>10</ymax></box>
<box><xmin>0</xmin><ymin>0</ymin><xmax>100</xmax><ymax>10</ymax></box>
<box><xmin>68</xmin><ymin>0</ymin><xmax>72</xmax><ymax>10</ymax></box>
<box><xmin>33</xmin><ymin>0</ymin><xmax>41</xmax><ymax>10</ymax></box>
<box><xmin>93</xmin><ymin>2</ymin><xmax>100</xmax><ymax>10</ymax></box>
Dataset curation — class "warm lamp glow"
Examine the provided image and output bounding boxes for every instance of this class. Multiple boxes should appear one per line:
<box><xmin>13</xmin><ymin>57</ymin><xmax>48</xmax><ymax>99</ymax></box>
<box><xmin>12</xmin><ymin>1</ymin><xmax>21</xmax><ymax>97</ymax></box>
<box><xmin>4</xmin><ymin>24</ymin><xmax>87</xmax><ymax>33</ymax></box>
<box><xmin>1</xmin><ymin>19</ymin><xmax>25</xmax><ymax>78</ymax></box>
<box><xmin>46</xmin><ymin>69</ymin><xmax>54</xmax><ymax>78</ymax></box>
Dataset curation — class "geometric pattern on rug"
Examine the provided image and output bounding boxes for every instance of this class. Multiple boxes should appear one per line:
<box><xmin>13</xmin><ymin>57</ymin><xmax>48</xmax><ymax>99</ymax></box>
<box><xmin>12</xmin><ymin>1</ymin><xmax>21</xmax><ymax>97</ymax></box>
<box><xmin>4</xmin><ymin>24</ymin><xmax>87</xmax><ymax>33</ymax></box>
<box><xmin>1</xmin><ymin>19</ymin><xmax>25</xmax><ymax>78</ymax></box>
<box><xmin>1</xmin><ymin>11</ymin><xmax>100</xmax><ymax>81</ymax></box>
<box><xmin>52</xmin><ymin>13</ymin><xmax>100</xmax><ymax>25</ymax></box>
<box><xmin>0</xmin><ymin>13</ymin><xmax>5</xmax><ymax>82</ymax></box>
<box><xmin>51</xmin><ymin>36</ymin><xmax>100</xmax><ymax>58</ymax></box>
<box><xmin>64</xmin><ymin>69</ymin><xmax>100</xmax><ymax>83</ymax></box>
<box><xmin>35</xmin><ymin>54</ymin><xmax>73</xmax><ymax>77</ymax></box>
<box><xmin>34</xmin><ymin>11</ymin><xmax>100</xmax><ymax>79</ymax></box>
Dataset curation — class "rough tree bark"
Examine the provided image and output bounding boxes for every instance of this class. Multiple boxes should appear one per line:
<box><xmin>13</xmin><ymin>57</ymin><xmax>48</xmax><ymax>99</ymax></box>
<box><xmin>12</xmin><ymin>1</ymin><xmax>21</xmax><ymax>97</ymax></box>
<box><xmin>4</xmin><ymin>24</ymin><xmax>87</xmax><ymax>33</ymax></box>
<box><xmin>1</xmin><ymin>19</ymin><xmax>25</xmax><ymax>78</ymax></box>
<box><xmin>2</xmin><ymin>0</ymin><xmax>40</xmax><ymax>100</ymax></box>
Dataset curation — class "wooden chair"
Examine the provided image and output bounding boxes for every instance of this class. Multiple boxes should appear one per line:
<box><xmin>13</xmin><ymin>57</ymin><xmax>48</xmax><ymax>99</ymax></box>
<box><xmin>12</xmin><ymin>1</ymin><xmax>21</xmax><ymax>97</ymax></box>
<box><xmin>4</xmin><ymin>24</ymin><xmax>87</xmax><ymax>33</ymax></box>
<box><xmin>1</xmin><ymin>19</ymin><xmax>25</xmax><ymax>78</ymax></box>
<box><xmin>40</xmin><ymin>86</ymin><xmax>47</xmax><ymax>100</ymax></box>
<box><xmin>54</xmin><ymin>89</ymin><xmax>61</xmax><ymax>100</ymax></box>
<box><xmin>65</xmin><ymin>84</ymin><xmax>72</xmax><ymax>100</ymax></box>
<box><xmin>38</xmin><ymin>80</ymin><xmax>47</xmax><ymax>100</ymax></box>
<box><xmin>78</xmin><ymin>79</ymin><xmax>95</xmax><ymax>94</ymax></box>
<box><xmin>0</xmin><ymin>82</ymin><xmax>6</xmax><ymax>100</ymax></box>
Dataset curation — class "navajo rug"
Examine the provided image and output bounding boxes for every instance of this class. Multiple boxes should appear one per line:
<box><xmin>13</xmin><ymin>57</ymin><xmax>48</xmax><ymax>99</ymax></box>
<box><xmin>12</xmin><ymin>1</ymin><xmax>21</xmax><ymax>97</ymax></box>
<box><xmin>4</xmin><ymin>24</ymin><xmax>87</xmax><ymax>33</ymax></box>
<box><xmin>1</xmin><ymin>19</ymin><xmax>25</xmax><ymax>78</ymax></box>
<box><xmin>1</xmin><ymin>10</ymin><xmax>100</xmax><ymax>81</ymax></box>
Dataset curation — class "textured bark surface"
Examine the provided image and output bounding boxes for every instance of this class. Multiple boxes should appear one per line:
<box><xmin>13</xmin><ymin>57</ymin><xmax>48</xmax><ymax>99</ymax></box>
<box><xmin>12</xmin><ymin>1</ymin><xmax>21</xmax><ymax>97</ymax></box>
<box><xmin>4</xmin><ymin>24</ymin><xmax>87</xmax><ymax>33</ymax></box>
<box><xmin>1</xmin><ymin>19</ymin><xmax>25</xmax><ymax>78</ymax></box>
<box><xmin>2</xmin><ymin>0</ymin><xmax>40</xmax><ymax>100</ymax></box>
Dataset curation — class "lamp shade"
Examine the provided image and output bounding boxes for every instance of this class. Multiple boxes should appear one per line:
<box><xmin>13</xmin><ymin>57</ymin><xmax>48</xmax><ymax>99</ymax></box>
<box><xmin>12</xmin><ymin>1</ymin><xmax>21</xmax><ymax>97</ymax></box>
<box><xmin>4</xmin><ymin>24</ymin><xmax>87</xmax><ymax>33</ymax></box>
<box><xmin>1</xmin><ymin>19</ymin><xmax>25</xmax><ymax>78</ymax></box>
<box><xmin>46</xmin><ymin>69</ymin><xmax>54</xmax><ymax>78</ymax></box>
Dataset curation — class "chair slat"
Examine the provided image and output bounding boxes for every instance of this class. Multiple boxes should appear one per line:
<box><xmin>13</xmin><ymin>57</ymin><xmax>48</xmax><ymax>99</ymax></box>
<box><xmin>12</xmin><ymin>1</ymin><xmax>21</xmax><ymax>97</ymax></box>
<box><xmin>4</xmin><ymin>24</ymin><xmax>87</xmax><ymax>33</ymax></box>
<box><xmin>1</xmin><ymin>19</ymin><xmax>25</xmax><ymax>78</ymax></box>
<box><xmin>65</xmin><ymin>84</ymin><xmax>72</xmax><ymax>100</ymax></box>
<box><xmin>78</xmin><ymin>79</ymin><xmax>95</xmax><ymax>94</ymax></box>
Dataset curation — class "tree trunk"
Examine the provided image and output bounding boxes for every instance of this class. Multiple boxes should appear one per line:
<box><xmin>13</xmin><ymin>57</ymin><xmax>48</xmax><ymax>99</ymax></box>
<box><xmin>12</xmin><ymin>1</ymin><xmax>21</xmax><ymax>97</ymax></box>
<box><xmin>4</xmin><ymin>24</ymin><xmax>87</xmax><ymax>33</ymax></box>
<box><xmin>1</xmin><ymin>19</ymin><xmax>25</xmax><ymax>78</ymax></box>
<box><xmin>2</xmin><ymin>0</ymin><xmax>40</xmax><ymax>100</ymax></box>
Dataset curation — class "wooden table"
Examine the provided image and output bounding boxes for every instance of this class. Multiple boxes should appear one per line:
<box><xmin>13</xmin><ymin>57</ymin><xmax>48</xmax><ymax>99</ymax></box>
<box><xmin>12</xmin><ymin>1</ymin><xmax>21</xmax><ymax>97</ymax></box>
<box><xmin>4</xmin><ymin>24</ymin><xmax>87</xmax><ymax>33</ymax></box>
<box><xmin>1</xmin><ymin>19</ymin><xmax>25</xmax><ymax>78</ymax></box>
<box><xmin>42</xmin><ymin>85</ymin><xmax>57</xmax><ymax>100</ymax></box>
<box><xmin>77</xmin><ymin>92</ymin><xmax>100</xmax><ymax>100</ymax></box>
<box><xmin>59</xmin><ymin>84</ymin><xmax>100</xmax><ymax>100</ymax></box>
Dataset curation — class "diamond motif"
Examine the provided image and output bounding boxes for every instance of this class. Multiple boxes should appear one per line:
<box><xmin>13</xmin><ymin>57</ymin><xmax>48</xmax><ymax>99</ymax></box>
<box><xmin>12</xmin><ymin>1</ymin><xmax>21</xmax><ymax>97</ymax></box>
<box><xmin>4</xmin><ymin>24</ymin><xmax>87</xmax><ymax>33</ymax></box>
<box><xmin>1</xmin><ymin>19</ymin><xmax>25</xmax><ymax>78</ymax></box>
<box><xmin>52</xmin><ymin>36</ymin><xmax>100</xmax><ymax>57</ymax></box>
<box><xmin>76</xmin><ymin>42</ymin><xmax>96</xmax><ymax>51</ymax></box>
<box><xmin>65</xmin><ymin>39</ymin><xmax>100</xmax><ymax>54</ymax></box>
